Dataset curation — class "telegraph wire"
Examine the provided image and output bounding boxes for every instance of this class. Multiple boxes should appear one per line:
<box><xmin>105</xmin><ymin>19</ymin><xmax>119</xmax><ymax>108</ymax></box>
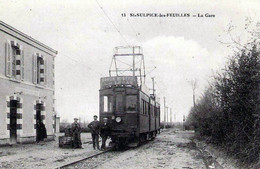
<box><xmin>118</xmin><ymin>60</ymin><xmax>142</xmax><ymax>75</ymax></box>
<box><xmin>20</xmin><ymin>2</ymin><xmax>106</xmax><ymax>75</ymax></box>
<box><xmin>127</xmin><ymin>17</ymin><xmax>141</xmax><ymax>42</ymax></box>
<box><xmin>116</xmin><ymin>58</ymin><xmax>133</xmax><ymax>67</ymax></box>
<box><xmin>95</xmin><ymin>0</ymin><xmax>129</xmax><ymax>46</ymax></box>
<box><xmin>57</xmin><ymin>52</ymin><xmax>104</xmax><ymax>77</ymax></box>
<box><xmin>146</xmin><ymin>66</ymin><xmax>157</xmax><ymax>75</ymax></box>
<box><xmin>58</xmin><ymin>52</ymin><xmax>82</xmax><ymax>64</ymax></box>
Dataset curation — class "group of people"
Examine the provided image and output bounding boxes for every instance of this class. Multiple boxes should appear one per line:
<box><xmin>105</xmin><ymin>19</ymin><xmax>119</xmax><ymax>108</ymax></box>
<box><xmin>71</xmin><ymin>115</ymin><xmax>111</xmax><ymax>150</ymax></box>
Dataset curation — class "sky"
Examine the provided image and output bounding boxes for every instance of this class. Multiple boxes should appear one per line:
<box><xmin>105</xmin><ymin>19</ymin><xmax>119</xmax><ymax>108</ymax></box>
<box><xmin>0</xmin><ymin>0</ymin><xmax>259</xmax><ymax>123</ymax></box>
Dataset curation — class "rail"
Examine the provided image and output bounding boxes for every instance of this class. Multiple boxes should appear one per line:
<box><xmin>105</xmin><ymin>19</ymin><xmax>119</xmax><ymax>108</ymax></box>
<box><xmin>56</xmin><ymin>149</ymin><xmax>112</xmax><ymax>169</ymax></box>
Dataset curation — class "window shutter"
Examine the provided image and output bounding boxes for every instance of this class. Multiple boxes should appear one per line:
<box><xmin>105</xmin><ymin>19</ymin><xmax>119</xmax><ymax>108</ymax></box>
<box><xmin>21</xmin><ymin>50</ymin><xmax>25</xmax><ymax>81</ymax></box>
<box><xmin>44</xmin><ymin>57</ymin><xmax>47</xmax><ymax>85</ymax></box>
<box><xmin>32</xmin><ymin>54</ymin><xmax>37</xmax><ymax>84</ymax></box>
<box><xmin>5</xmin><ymin>40</ymin><xmax>11</xmax><ymax>77</ymax></box>
<box><xmin>15</xmin><ymin>50</ymin><xmax>21</xmax><ymax>80</ymax></box>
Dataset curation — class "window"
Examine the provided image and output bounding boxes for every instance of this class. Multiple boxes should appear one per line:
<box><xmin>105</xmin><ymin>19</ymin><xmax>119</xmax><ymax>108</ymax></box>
<box><xmin>142</xmin><ymin>99</ymin><xmax>147</xmax><ymax>115</ymax></box>
<box><xmin>104</xmin><ymin>96</ymin><xmax>108</xmax><ymax>112</ymax></box>
<box><xmin>5</xmin><ymin>40</ymin><xmax>24</xmax><ymax>80</ymax></box>
<box><xmin>33</xmin><ymin>53</ymin><xmax>47</xmax><ymax>85</ymax></box>
<box><xmin>152</xmin><ymin>105</ymin><xmax>155</xmax><ymax>117</ymax></box>
<box><xmin>142</xmin><ymin>100</ymin><xmax>145</xmax><ymax>114</ymax></box>
<box><xmin>140</xmin><ymin>99</ymin><xmax>143</xmax><ymax>114</ymax></box>
<box><xmin>150</xmin><ymin>105</ymin><xmax>153</xmax><ymax>117</ymax></box>
<box><xmin>142</xmin><ymin>100</ymin><xmax>148</xmax><ymax>115</ymax></box>
<box><xmin>146</xmin><ymin>102</ymin><xmax>149</xmax><ymax>115</ymax></box>
<box><xmin>126</xmin><ymin>95</ymin><xmax>137</xmax><ymax>112</ymax></box>
<box><xmin>11</xmin><ymin>48</ymin><xmax>17</xmax><ymax>77</ymax></box>
<box><xmin>116</xmin><ymin>94</ymin><xmax>123</xmax><ymax>112</ymax></box>
<box><xmin>103</xmin><ymin>96</ymin><xmax>113</xmax><ymax>112</ymax></box>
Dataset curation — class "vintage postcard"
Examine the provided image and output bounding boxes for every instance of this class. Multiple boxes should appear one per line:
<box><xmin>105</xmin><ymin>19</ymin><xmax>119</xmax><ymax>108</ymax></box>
<box><xmin>0</xmin><ymin>0</ymin><xmax>259</xmax><ymax>168</ymax></box>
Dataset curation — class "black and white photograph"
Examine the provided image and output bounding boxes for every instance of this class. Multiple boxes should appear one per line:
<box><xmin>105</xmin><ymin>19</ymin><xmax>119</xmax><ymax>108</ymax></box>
<box><xmin>0</xmin><ymin>0</ymin><xmax>259</xmax><ymax>168</ymax></box>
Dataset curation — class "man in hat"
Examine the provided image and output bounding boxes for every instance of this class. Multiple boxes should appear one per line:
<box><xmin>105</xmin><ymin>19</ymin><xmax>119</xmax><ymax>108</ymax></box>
<box><xmin>88</xmin><ymin>115</ymin><xmax>100</xmax><ymax>150</ymax></box>
<box><xmin>100</xmin><ymin>117</ymin><xmax>111</xmax><ymax>150</ymax></box>
<box><xmin>71</xmin><ymin>118</ymin><xmax>82</xmax><ymax>148</ymax></box>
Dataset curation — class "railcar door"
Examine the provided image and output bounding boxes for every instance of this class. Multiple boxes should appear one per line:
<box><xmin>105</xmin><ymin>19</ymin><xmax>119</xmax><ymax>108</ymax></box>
<box><xmin>10</xmin><ymin>100</ymin><xmax>18</xmax><ymax>144</ymax></box>
<box><xmin>113</xmin><ymin>90</ymin><xmax>125</xmax><ymax>131</ymax></box>
<box><xmin>115</xmin><ymin>93</ymin><xmax>124</xmax><ymax>113</ymax></box>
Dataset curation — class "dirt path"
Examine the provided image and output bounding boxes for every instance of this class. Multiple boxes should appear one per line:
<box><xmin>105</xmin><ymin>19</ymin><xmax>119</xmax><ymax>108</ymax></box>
<box><xmin>91</xmin><ymin>129</ymin><xmax>206</xmax><ymax>169</ymax></box>
<box><xmin>0</xmin><ymin>133</ymin><xmax>99</xmax><ymax>169</ymax></box>
<box><xmin>0</xmin><ymin>130</ymin><xmax>217</xmax><ymax>169</ymax></box>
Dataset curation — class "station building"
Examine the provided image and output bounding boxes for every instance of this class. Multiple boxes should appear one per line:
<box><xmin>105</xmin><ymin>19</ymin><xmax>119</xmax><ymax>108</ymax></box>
<box><xmin>0</xmin><ymin>21</ymin><xmax>57</xmax><ymax>145</ymax></box>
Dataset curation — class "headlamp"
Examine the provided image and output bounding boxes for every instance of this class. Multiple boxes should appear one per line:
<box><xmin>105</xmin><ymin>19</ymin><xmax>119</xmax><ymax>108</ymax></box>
<box><xmin>115</xmin><ymin>117</ymin><xmax>122</xmax><ymax>123</ymax></box>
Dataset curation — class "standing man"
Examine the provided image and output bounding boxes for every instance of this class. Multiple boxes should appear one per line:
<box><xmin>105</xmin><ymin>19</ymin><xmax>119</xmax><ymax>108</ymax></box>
<box><xmin>36</xmin><ymin>120</ymin><xmax>41</xmax><ymax>142</ymax></box>
<box><xmin>71</xmin><ymin>118</ymin><xmax>82</xmax><ymax>148</ymax></box>
<box><xmin>100</xmin><ymin>117</ymin><xmax>111</xmax><ymax>150</ymax></box>
<box><xmin>36</xmin><ymin>120</ymin><xmax>47</xmax><ymax>143</ymax></box>
<box><xmin>88</xmin><ymin>115</ymin><xmax>100</xmax><ymax>150</ymax></box>
<box><xmin>39</xmin><ymin>121</ymin><xmax>47</xmax><ymax>141</ymax></box>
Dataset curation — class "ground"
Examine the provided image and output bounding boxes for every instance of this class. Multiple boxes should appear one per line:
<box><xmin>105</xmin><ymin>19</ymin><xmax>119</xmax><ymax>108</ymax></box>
<box><xmin>0</xmin><ymin>129</ymin><xmax>228</xmax><ymax>169</ymax></box>
<box><xmin>0</xmin><ymin>133</ymin><xmax>96</xmax><ymax>169</ymax></box>
<box><xmin>95</xmin><ymin>129</ymin><xmax>206</xmax><ymax>169</ymax></box>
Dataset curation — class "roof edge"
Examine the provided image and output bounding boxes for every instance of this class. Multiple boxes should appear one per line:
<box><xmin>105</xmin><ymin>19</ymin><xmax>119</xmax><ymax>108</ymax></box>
<box><xmin>0</xmin><ymin>20</ymin><xmax>58</xmax><ymax>55</ymax></box>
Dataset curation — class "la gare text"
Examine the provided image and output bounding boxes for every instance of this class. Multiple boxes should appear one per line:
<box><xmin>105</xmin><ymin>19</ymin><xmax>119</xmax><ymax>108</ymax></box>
<box><xmin>121</xmin><ymin>13</ymin><xmax>215</xmax><ymax>18</ymax></box>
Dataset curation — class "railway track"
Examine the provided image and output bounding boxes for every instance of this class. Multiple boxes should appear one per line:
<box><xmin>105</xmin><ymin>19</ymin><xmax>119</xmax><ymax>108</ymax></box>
<box><xmin>56</xmin><ymin>149</ymin><xmax>112</xmax><ymax>169</ymax></box>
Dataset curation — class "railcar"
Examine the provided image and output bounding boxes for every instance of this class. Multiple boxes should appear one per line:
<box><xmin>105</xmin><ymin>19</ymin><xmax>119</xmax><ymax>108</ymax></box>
<box><xmin>99</xmin><ymin>76</ymin><xmax>160</xmax><ymax>148</ymax></box>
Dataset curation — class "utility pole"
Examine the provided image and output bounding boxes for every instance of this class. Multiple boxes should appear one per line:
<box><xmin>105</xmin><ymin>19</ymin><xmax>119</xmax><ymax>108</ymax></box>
<box><xmin>133</xmin><ymin>47</ymin><xmax>135</xmax><ymax>76</ymax></box>
<box><xmin>166</xmin><ymin>106</ymin><xmax>168</xmax><ymax>127</ymax></box>
<box><xmin>151</xmin><ymin>77</ymin><xmax>155</xmax><ymax>96</ymax></box>
<box><xmin>164</xmin><ymin>97</ymin><xmax>166</xmax><ymax>129</ymax></box>
<box><xmin>170</xmin><ymin>108</ymin><xmax>172</xmax><ymax>126</ymax></box>
<box><xmin>183</xmin><ymin>115</ymin><xmax>186</xmax><ymax>131</ymax></box>
<box><xmin>190</xmin><ymin>79</ymin><xmax>198</xmax><ymax>107</ymax></box>
<box><xmin>193</xmin><ymin>90</ymin><xmax>195</xmax><ymax>107</ymax></box>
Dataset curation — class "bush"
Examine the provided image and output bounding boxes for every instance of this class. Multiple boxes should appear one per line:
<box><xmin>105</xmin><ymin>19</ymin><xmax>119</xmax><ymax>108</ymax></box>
<box><xmin>187</xmin><ymin>43</ymin><xmax>260</xmax><ymax>164</ymax></box>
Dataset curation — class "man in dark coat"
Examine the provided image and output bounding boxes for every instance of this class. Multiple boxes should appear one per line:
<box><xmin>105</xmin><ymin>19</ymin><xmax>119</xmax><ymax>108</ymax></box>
<box><xmin>88</xmin><ymin>115</ymin><xmax>100</xmax><ymax>150</ymax></box>
<box><xmin>36</xmin><ymin>120</ymin><xmax>47</xmax><ymax>143</ymax></box>
<box><xmin>71</xmin><ymin>118</ymin><xmax>82</xmax><ymax>148</ymax></box>
<box><xmin>100</xmin><ymin>118</ymin><xmax>111</xmax><ymax>150</ymax></box>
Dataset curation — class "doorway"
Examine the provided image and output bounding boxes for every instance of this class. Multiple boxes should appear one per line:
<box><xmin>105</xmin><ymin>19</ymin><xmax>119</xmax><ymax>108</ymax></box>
<box><xmin>36</xmin><ymin>103</ymin><xmax>43</xmax><ymax>123</ymax></box>
<box><xmin>36</xmin><ymin>103</ymin><xmax>43</xmax><ymax>142</ymax></box>
<box><xmin>10</xmin><ymin>100</ymin><xmax>18</xmax><ymax>144</ymax></box>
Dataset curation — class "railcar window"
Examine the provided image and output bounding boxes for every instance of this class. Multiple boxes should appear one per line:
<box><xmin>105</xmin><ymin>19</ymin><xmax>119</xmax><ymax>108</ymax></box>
<box><xmin>151</xmin><ymin>105</ymin><xmax>154</xmax><ymax>117</ymax></box>
<box><xmin>126</xmin><ymin>95</ymin><xmax>137</xmax><ymax>112</ymax></box>
<box><xmin>146</xmin><ymin>102</ymin><xmax>149</xmax><ymax>115</ymax></box>
<box><xmin>142</xmin><ymin>100</ymin><xmax>145</xmax><ymax>114</ymax></box>
<box><xmin>103</xmin><ymin>96</ymin><xmax>113</xmax><ymax>112</ymax></box>
<box><xmin>140</xmin><ymin>99</ymin><xmax>143</xmax><ymax>114</ymax></box>
<box><xmin>104</xmin><ymin>96</ymin><xmax>108</xmax><ymax>112</ymax></box>
<box><xmin>143</xmin><ymin>100</ymin><xmax>146</xmax><ymax>115</ymax></box>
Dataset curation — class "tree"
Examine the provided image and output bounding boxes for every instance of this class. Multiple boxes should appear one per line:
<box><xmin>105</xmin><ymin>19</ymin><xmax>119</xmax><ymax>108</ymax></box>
<box><xmin>188</xmin><ymin>42</ymin><xmax>260</xmax><ymax>163</ymax></box>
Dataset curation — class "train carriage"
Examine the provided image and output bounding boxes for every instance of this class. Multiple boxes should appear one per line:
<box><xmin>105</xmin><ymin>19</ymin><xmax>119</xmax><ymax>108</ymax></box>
<box><xmin>99</xmin><ymin>76</ymin><xmax>160</xmax><ymax>147</ymax></box>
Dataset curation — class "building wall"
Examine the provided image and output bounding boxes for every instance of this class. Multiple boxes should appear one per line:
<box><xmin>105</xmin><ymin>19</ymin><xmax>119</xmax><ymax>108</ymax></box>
<box><xmin>0</xmin><ymin>31</ymin><xmax>55</xmax><ymax>89</ymax></box>
<box><xmin>55</xmin><ymin>117</ymin><xmax>60</xmax><ymax>133</ymax></box>
<box><xmin>0</xmin><ymin>22</ymin><xmax>57</xmax><ymax>144</ymax></box>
